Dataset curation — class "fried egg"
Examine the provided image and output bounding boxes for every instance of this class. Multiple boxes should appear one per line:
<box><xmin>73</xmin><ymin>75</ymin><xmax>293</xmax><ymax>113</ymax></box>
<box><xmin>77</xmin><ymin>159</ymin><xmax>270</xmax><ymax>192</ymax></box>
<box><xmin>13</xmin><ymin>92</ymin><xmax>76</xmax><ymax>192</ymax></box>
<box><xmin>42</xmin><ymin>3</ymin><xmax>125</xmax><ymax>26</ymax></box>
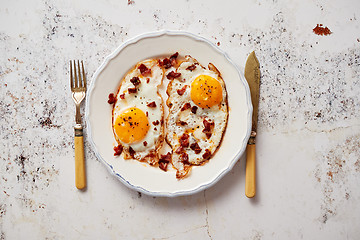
<box><xmin>166</xmin><ymin>56</ymin><xmax>228</xmax><ymax>179</ymax></box>
<box><xmin>112</xmin><ymin>59</ymin><xmax>164</xmax><ymax>165</ymax></box>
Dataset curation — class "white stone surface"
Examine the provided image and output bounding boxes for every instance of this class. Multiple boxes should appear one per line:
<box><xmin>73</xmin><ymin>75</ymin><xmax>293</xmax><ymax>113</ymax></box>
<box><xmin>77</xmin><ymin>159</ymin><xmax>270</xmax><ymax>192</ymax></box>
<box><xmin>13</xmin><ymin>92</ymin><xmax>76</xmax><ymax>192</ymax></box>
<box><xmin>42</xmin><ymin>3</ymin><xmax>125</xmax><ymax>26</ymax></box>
<box><xmin>1</xmin><ymin>0</ymin><xmax>359</xmax><ymax>239</ymax></box>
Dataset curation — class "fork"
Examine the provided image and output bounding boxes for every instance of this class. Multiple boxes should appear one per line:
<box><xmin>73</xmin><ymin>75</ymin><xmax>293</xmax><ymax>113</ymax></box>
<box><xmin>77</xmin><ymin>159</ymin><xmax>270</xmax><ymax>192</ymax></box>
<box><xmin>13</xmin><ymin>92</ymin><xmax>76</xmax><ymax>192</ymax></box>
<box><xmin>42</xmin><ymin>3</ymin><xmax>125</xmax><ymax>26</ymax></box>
<box><xmin>70</xmin><ymin>60</ymin><xmax>87</xmax><ymax>190</ymax></box>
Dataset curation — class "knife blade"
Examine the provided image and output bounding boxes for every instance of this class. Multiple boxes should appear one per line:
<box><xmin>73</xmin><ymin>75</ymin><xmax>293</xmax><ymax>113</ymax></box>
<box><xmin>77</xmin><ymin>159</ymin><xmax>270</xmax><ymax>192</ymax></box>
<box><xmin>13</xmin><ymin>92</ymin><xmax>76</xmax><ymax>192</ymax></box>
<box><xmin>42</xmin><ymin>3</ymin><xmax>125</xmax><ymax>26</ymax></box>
<box><xmin>244</xmin><ymin>51</ymin><xmax>260</xmax><ymax>198</ymax></box>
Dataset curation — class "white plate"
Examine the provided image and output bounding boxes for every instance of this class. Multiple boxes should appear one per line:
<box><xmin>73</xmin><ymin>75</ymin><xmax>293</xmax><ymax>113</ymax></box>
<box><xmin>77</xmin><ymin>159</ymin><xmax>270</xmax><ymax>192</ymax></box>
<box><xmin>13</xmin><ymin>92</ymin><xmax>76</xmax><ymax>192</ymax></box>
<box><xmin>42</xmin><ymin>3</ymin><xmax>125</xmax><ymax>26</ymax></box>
<box><xmin>86</xmin><ymin>30</ymin><xmax>252</xmax><ymax>197</ymax></box>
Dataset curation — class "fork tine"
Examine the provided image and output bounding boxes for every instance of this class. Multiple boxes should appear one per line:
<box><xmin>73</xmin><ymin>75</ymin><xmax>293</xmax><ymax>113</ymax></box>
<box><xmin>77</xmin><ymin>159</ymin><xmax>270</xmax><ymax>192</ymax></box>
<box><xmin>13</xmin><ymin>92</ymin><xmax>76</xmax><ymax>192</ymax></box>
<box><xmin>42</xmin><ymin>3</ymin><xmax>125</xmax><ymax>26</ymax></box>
<box><xmin>70</xmin><ymin>60</ymin><xmax>73</xmax><ymax>90</ymax></box>
<box><xmin>77</xmin><ymin>60</ymin><xmax>82</xmax><ymax>88</ymax></box>
<box><xmin>81</xmin><ymin>61</ymin><xmax>87</xmax><ymax>90</ymax></box>
<box><xmin>74</xmin><ymin>60</ymin><xmax>78</xmax><ymax>88</ymax></box>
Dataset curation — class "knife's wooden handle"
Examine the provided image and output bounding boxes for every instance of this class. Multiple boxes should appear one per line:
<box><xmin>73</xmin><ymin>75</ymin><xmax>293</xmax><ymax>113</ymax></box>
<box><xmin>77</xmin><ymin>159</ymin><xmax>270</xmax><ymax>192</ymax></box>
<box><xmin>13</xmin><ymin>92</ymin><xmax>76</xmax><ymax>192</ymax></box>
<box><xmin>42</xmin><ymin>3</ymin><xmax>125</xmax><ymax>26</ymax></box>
<box><xmin>75</xmin><ymin>128</ymin><xmax>86</xmax><ymax>190</ymax></box>
<box><xmin>245</xmin><ymin>144</ymin><xmax>256</xmax><ymax>198</ymax></box>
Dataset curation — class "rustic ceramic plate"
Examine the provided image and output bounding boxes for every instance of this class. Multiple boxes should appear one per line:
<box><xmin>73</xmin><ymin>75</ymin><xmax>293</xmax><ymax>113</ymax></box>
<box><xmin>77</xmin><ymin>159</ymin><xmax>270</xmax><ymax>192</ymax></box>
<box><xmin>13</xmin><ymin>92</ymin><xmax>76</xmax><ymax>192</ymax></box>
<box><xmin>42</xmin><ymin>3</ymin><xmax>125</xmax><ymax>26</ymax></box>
<box><xmin>86</xmin><ymin>30</ymin><xmax>252</xmax><ymax>197</ymax></box>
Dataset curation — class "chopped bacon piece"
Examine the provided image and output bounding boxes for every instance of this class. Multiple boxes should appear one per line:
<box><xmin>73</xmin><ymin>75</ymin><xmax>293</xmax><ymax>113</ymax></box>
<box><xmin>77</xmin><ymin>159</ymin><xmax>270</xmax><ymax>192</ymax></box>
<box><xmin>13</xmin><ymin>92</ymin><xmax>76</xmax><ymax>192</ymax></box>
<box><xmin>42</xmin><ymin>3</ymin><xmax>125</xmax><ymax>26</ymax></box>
<box><xmin>159</xmin><ymin>161</ymin><xmax>168</xmax><ymax>171</ymax></box>
<box><xmin>159</xmin><ymin>152</ymin><xmax>171</xmax><ymax>172</ymax></box>
<box><xmin>119</xmin><ymin>93</ymin><xmax>125</xmax><ymax>99</ymax></box>
<box><xmin>177</xmin><ymin>120</ymin><xmax>187</xmax><ymax>126</ymax></box>
<box><xmin>186</xmin><ymin>64</ymin><xmax>196</xmax><ymax>71</ymax></box>
<box><xmin>160</xmin><ymin>152</ymin><xmax>171</xmax><ymax>162</ymax></box>
<box><xmin>159</xmin><ymin>58</ymin><xmax>172</xmax><ymax>69</ymax></box>
<box><xmin>181</xmin><ymin>102</ymin><xmax>191</xmax><ymax>111</ymax></box>
<box><xmin>146</xmin><ymin>78</ymin><xmax>150</xmax><ymax>83</ymax></box>
<box><xmin>147</xmin><ymin>101</ymin><xmax>156</xmax><ymax>108</ymax></box>
<box><xmin>108</xmin><ymin>93</ymin><xmax>116</xmax><ymax>104</ymax></box>
<box><xmin>181</xmin><ymin>152</ymin><xmax>190</xmax><ymax>165</ymax></box>
<box><xmin>130</xmin><ymin>76</ymin><xmax>141</xmax><ymax>86</ymax></box>
<box><xmin>169</xmin><ymin>52</ymin><xmax>179</xmax><ymax>66</ymax></box>
<box><xmin>166</xmin><ymin>71</ymin><xmax>181</xmax><ymax>80</ymax></box>
<box><xmin>128</xmin><ymin>87</ymin><xmax>137</xmax><ymax>94</ymax></box>
<box><xmin>202</xmin><ymin>149</ymin><xmax>211</xmax><ymax>160</ymax></box>
<box><xmin>143</xmin><ymin>141</ymin><xmax>147</xmax><ymax>146</ymax></box>
<box><xmin>138</xmin><ymin>64</ymin><xmax>151</xmax><ymax>75</ymax></box>
<box><xmin>129</xmin><ymin>147</ymin><xmax>135</xmax><ymax>158</ymax></box>
<box><xmin>202</xmin><ymin>119</ymin><xmax>214</xmax><ymax>139</ymax></box>
<box><xmin>190</xmin><ymin>142</ymin><xmax>202</xmax><ymax>154</ymax></box>
<box><xmin>203</xmin><ymin>119</ymin><xmax>213</xmax><ymax>131</ymax></box>
<box><xmin>191</xmin><ymin>106</ymin><xmax>198</xmax><ymax>114</ymax></box>
<box><xmin>177</xmin><ymin>85</ymin><xmax>187</xmax><ymax>95</ymax></box>
<box><xmin>152</xmin><ymin>120</ymin><xmax>159</xmax><ymax>125</ymax></box>
<box><xmin>170</xmin><ymin>52</ymin><xmax>179</xmax><ymax>59</ymax></box>
<box><xmin>179</xmin><ymin>133</ymin><xmax>189</xmax><ymax>148</ymax></box>
<box><xmin>175</xmin><ymin>146</ymin><xmax>183</xmax><ymax>154</ymax></box>
<box><xmin>113</xmin><ymin>145</ymin><xmax>123</xmax><ymax>156</ymax></box>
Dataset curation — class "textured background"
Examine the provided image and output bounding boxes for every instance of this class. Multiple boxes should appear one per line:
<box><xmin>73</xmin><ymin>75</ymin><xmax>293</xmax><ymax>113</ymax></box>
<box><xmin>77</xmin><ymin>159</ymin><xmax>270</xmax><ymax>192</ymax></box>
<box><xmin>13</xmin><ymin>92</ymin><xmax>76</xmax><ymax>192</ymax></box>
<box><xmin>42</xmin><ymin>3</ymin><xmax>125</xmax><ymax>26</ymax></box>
<box><xmin>0</xmin><ymin>0</ymin><xmax>359</xmax><ymax>239</ymax></box>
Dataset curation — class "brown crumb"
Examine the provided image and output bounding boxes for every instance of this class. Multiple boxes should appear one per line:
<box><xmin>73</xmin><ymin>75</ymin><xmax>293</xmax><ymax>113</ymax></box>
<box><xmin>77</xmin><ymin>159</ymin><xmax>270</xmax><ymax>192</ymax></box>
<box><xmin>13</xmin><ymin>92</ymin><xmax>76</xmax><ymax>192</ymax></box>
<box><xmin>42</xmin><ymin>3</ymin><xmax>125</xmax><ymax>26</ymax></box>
<box><xmin>313</xmin><ymin>24</ymin><xmax>332</xmax><ymax>36</ymax></box>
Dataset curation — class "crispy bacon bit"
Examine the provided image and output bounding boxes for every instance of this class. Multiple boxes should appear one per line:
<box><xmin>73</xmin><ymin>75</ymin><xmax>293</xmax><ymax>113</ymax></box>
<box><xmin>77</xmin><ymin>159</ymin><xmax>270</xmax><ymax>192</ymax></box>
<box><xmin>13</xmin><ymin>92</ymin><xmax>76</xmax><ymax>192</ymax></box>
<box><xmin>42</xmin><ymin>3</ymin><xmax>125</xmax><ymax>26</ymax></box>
<box><xmin>202</xmin><ymin>119</ymin><xmax>214</xmax><ymax>139</ymax></box>
<box><xmin>159</xmin><ymin>152</ymin><xmax>172</xmax><ymax>171</ymax></box>
<box><xmin>191</xmin><ymin>106</ymin><xmax>198</xmax><ymax>114</ymax></box>
<box><xmin>175</xmin><ymin>146</ymin><xmax>183</xmax><ymax>154</ymax></box>
<box><xmin>186</xmin><ymin>64</ymin><xmax>196</xmax><ymax>71</ymax></box>
<box><xmin>130</xmin><ymin>76</ymin><xmax>141</xmax><ymax>86</ymax></box>
<box><xmin>146</xmin><ymin>78</ymin><xmax>150</xmax><ymax>83</ymax></box>
<box><xmin>108</xmin><ymin>93</ymin><xmax>116</xmax><ymax>104</ymax></box>
<box><xmin>177</xmin><ymin>85</ymin><xmax>187</xmax><ymax>95</ymax></box>
<box><xmin>152</xmin><ymin>120</ymin><xmax>159</xmax><ymax>125</ymax></box>
<box><xmin>169</xmin><ymin>52</ymin><xmax>179</xmax><ymax>65</ymax></box>
<box><xmin>129</xmin><ymin>147</ymin><xmax>135</xmax><ymax>158</ymax></box>
<box><xmin>146</xmin><ymin>111</ymin><xmax>149</xmax><ymax>117</ymax></box>
<box><xmin>181</xmin><ymin>102</ymin><xmax>191</xmax><ymax>111</ymax></box>
<box><xmin>138</xmin><ymin>64</ymin><xmax>151</xmax><ymax>75</ymax></box>
<box><xmin>159</xmin><ymin>161</ymin><xmax>168</xmax><ymax>171</ymax></box>
<box><xmin>113</xmin><ymin>145</ymin><xmax>123</xmax><ymax>156</ymax></box>
<box><xmin>202</xmin><ymin>149</ymin><xmax>211</xmax><ymax>160</ymax></box>
<box><xmin>166</xmin><ymin>71</ymin><xmax>181</xmax><ymax>80</ymax></box>
<box><xmin>159</xmin><ymin>52</ymin><xmax>179</xmax><ymax>69</ymax></box>
<box><xmin>147</xmin><ymin>101</ymin><xmax>156</xmax><ymax>108</ymax></box>
<box><xmin>143</xmin><ymin>141</ymin><xmax>147</xmax><ymax>146</ymax></box>
<box><xmin>119</xmin><ymin>93</ymin><xmax>125</xmax><ymax>99</ymax></box>
<box><xmin>181</xmin><ymin>152</ymin><xmax>190</xmax><ymax>165</ymax></box>
<box><xmin>178</xmin><ymin>120</ymin><xmax>187</xmax><ymax>126</ymax></box>
<box><xmin>160</xmin><ymin>152</ymin><xmax>171</xmax><ymax>163</ymax></box>
<box><xmin>203</xmin><ymin>119</ymin><xmax>214</xmax><ymax>131</ymax></box>
<box><xmin>159</xmin><ymin>58</ymin><xmax>172</xmax><ymax>69</ymax></box>
<box><xmin>154</xmin><ymin>127</ymin><xmax>157</xmax><ymax>131</ymax></box>
<box><xmin>190</xmin><ymin>142</ymin><xmax>202</xmax><ymax>154</ymax></box>
<box><xmin>179</xmin><ymin>133</ymin><xmax>189</xmax><ymax>148</ymax></box>
<box><xmin>128</xmin><ymin>87</ymin><xmax>137</xmax><ymax>94</ymax></box>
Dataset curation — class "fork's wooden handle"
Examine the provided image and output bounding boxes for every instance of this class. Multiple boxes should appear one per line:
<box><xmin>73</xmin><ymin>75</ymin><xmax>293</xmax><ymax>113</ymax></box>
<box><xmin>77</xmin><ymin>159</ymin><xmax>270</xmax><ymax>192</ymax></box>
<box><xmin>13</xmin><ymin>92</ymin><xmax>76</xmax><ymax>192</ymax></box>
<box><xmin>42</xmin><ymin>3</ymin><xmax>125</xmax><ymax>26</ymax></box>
<box><xmin>75</xmin><ymin>127</ymin><xmax>86</xmax><ymax>190</ymax></box>
<box><xmin>245</xmin><ymin>143</ymin><xmax>256</xmax><ymax>198</ymax></box>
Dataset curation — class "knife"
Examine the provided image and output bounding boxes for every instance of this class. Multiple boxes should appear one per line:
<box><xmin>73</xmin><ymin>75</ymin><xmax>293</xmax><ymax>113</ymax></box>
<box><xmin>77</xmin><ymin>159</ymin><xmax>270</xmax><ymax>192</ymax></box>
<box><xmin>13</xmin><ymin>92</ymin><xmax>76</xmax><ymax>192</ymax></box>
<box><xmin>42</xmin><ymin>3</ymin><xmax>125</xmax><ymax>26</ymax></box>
<box><xmin>244</xmin><ymin>51</ymin><xmax>260</xmax><ymax>198</ymax></box>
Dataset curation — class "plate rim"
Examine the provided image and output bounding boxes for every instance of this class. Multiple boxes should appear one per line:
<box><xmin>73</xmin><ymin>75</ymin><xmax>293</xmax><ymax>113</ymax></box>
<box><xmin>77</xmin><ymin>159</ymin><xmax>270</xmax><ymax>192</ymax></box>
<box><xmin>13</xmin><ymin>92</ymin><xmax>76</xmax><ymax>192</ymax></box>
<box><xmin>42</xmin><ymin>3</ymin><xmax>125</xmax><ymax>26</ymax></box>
<box><xmin>85</xmin><ymin>29</ymin><xmax>253</xmax><ymax>197</ymax></box>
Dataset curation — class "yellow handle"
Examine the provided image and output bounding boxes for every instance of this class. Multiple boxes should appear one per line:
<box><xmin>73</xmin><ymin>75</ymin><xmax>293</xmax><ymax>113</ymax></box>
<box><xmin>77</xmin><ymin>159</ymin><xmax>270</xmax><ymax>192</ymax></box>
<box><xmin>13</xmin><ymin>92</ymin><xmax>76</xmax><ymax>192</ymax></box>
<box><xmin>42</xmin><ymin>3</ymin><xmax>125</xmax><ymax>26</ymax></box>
<box><xmin>75</xmin><ymin>135</ymin><xmax>86</xmax><ymax>189</ymax></box>
<box><xmin>245</xmin><ymin>144</ymin><xmax>256</xmax><ymax>198</ymax></box>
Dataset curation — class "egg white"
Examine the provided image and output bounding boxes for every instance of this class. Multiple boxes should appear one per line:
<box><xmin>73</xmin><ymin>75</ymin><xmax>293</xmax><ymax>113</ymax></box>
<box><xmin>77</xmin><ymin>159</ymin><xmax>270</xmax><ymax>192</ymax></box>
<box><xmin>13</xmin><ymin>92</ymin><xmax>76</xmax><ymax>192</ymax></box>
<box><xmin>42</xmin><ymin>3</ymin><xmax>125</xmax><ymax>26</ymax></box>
<box><xmin>113</xmin><ymin>59</ymin><xmax>164</xmax><ymax>161</ymax></box>
<box><xmin>166</xmin><ymin>56</ymin><xmax>228</xmax><ymax>177</ymax></box>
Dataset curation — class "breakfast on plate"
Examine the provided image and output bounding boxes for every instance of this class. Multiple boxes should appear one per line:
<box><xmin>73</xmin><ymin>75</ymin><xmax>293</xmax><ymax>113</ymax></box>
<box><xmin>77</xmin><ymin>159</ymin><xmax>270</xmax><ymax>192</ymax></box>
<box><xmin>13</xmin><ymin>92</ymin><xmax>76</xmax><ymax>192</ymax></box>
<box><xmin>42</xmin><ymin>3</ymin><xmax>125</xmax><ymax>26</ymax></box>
<box><xmin>108</xmin><ymin>53</ymin><xmax>228</xmax><ymax>179</ymax></box>
<box><xmin>109</xmin><ymin>59</ymin><xmax>164</xmax><ymax>166</ymax></box>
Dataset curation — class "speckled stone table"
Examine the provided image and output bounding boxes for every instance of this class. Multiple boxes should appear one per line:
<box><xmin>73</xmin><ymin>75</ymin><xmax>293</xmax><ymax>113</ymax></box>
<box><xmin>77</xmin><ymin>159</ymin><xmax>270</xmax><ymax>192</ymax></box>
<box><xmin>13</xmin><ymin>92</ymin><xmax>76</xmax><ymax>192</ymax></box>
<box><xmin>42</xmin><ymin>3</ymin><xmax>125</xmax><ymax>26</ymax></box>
<box><xmin>1</xmin><ymin>0</ymin><xmax>359</xmax><ymax>239</ymax></box>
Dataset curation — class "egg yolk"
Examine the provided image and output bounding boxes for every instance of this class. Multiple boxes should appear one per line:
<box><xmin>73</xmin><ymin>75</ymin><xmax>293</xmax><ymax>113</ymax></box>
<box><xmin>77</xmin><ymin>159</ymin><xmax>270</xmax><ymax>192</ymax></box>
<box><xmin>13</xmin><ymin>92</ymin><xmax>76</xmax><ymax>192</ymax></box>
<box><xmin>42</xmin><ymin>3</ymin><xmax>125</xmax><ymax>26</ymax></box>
<box><xmin>114</xmin><ymin>107</ymin><xmax>149</xmax><ymax>144</ymax></box>
<box><xmin>190</xmin><ymin>75</ymin><xmax>223</xmax><ymax>108</ymax></box>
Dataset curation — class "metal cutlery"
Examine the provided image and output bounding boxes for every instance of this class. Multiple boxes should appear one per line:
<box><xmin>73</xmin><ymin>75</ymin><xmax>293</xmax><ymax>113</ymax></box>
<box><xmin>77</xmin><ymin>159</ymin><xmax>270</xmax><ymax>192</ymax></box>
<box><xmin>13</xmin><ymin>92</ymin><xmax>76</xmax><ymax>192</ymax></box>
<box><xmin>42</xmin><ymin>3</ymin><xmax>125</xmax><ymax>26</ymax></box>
<box><xmin>70</xmin><ymin>60</ymin><xmax>87</xmax><ymax>190</ymax></box>
<box><xmin>244</xmin><ymin>52</ymin><xmax>261</xmax><ymax>198</ymax></box>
